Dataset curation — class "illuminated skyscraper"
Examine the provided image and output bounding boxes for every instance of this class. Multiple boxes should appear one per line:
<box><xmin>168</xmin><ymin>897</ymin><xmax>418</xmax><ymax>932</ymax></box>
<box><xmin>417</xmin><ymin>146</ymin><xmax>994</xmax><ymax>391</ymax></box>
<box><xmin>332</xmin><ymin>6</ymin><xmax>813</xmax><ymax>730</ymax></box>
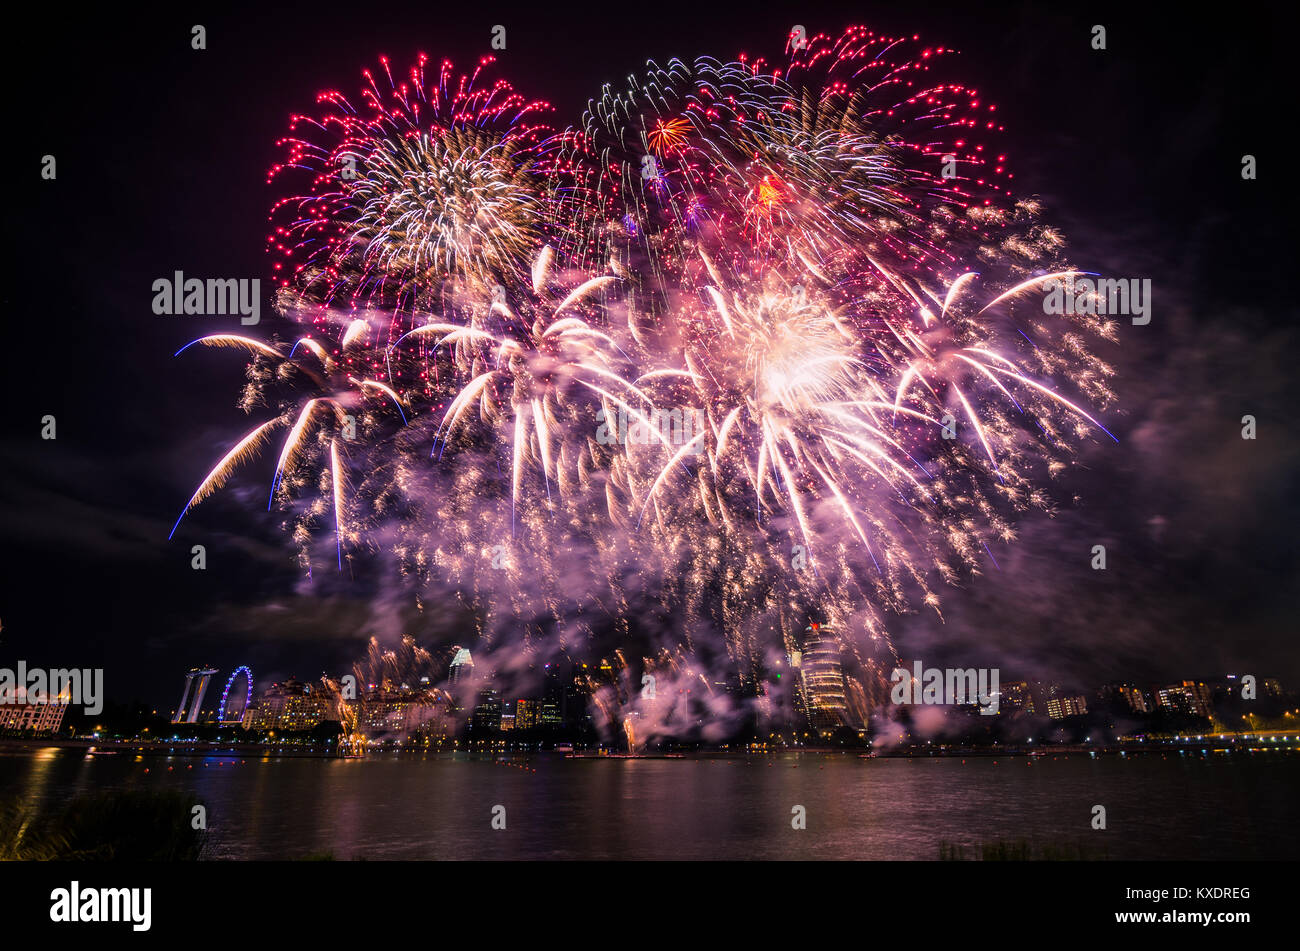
<box><xmin>243</xmin><ymin>678</ymin><xmax>331</xmax><ymax>732</ymax></box>
<box><xmin>448</xmin><ymin>648</ymin><xmax>474</xmax><ymax>684</ymax></box>
<box><xmin>799</xmin><ymin>623</ymin><xmax>848</xmax><ymax>734</ymax></box>
<box><xmin>173</xmin><ymin>667</ymin><xmax>217</xmax><ymax>724</ymax></box>
<box><xmin>515</xmin><ymin>699</ymin><xmax>538</xmax><ymax>730</ymax></box>
<box><xmin>1046</xmin><ymin>695</ymin><xmax>1088</xmax><ymax>719</ymax></box>
<box><xmin>1156</xmin><ymin>682</ymin><xmax>1211</xmax><ymax>718</ymax></box>
<box><xmin>470</xmin><ymin>688</ymin><xmax>502</xmax><ymax>733</ymax></box>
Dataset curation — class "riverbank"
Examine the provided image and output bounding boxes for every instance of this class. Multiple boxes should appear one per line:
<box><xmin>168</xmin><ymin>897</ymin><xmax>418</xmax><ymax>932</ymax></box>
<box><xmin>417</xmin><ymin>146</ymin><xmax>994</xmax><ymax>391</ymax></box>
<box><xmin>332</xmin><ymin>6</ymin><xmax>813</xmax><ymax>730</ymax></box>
<box><xmin>4</xmin><ymin>734</ymin><xmax>1297</xmax><ymax>760</ymax></box>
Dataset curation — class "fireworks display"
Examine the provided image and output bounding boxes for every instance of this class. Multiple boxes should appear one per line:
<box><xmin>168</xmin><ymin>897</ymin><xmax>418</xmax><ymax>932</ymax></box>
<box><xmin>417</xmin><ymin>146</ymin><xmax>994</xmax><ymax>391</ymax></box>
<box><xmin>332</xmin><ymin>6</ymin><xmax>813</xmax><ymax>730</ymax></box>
<box><xmin>175</xmin><ymin>25</ymin><xmax>1118</xmax><ymax>736</ymax></box>
<box><xmin>267</xmin><ymin>54</ymin><xmax>554</xmax><ymax>328</ymax></box>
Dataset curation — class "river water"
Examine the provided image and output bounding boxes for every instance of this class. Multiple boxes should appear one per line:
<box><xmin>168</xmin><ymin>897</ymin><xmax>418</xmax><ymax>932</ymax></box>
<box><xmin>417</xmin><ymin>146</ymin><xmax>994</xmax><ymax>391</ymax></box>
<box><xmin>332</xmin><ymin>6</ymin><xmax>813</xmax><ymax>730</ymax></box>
<box><xmin>3</xmin><ymin>748</ymin><xmax>1295</xmax><ymax>860</ymax></box>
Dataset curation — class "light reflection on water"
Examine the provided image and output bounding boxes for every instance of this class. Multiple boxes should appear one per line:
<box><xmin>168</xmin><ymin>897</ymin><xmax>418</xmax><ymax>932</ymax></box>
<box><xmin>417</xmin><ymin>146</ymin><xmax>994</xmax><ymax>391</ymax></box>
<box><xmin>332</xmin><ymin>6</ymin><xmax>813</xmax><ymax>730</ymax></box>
<box><xmin>1</xmin><ymin>749</ymin><xmax>1295</xmax><ymax>860</ymax></box>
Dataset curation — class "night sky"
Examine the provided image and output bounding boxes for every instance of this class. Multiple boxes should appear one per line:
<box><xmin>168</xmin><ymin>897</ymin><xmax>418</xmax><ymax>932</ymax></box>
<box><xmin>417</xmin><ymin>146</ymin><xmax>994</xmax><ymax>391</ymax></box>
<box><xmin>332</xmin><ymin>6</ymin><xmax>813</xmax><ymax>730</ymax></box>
<box><xmin>4</xmin><ymin>1</ymin><xmax>1296</xmax><ymax>710</ymax></box>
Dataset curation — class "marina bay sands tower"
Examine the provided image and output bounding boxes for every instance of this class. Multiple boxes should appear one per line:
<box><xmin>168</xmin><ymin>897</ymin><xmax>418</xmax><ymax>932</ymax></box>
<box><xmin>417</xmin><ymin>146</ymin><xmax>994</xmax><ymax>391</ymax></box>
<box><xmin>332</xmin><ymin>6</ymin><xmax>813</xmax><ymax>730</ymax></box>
<box><xmin>173</xmin><ymin>667</ymin><xmax>218</xmax><ymax>724</ymax></box>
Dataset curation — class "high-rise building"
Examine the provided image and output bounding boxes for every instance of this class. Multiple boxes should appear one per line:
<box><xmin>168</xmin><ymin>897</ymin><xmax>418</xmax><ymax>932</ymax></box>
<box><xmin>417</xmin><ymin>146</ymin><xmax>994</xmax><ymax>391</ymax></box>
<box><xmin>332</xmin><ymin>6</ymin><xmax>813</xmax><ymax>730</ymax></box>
<box><xmin>1028</xmin><ymin>680</ymin><xmax>1061</xmax><ymax>717</ymax></box>
<box><xmin>1155</xmin><ymin>682</ymin><xmax>1211</xmax><ymax>718</ymax></box>
<box><xmin>540</xmin><ymin>664</ymin><xmax>565</xmax><ymax>727</ymax></box>
<box><xmin>799</xmin><ymin>623</ymin><xmax>849</xmax><ymax>734</ymax></box>
<box><xmin>564</xmin><ymin>675</ymin><xmax>591</xmax><ymax>729</ymax></box>
<box><xmin>1180</xmin><ymin>681</ymin><xmax>1213</xmax><ymax>717</ymax></box>
<box><xmin>173</xmin><ymin>667</ymin><xmax>218</xmax><ymax>724</ymax></box>
<box><xmin>243</xmin><ymin>679</ymin><xmax>332</xmax><ymax>732</ymax></box>
<box><xmin>448</xmin><ymin>648</ymin><xmax>474</xmax><ymax>684</ymax></box>
<box><xmin>999</xmin><ymin>681</ymin><xmax>1036</xmax><ymax>714</ymax></box>
<box><xmin>515</xmin><ymin>699</ymin><xmax>538</xmax><ymax>731</ymax></box>
<box><xmin>1099</xmin><ymin>683</ymin><xmax>1149</xmax><ymax>713</ymax></box>
<box><xmin>354</xmin><ymin>682</ymin><xmax>446</xmax><ymax>736</ymax></box>
<box><xmin>470</xmin><ymin>688</ymin><xmax>502</xmax><ymax>733</ymax></box>
<box><xmin>1046</xmin><ymin>695</ymin><xmax>1088</xmax><ymax>719</ymax></box>
<box><xmin>1156</xmin><ymin>686</ymin><xmax>1194</xmax><ymax>716</ymax></box>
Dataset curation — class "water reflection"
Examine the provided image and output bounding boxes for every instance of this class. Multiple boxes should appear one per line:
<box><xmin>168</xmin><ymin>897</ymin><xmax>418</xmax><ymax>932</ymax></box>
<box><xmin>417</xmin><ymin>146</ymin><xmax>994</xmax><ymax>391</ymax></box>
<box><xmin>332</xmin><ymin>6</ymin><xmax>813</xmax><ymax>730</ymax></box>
<box><xmin>1</xmin><ymin>749</ymin><xmax>1294</xmax><ymax>860</ymax></box>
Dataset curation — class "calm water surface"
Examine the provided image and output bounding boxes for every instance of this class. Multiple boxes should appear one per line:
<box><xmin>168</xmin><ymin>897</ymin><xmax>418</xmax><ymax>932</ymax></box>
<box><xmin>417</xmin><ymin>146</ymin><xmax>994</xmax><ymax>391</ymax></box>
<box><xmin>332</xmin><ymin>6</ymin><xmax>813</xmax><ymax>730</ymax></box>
<box><xmin>3</xmin><ymin>748</ymin><xmax>1296</xmax><ymax>860</ymax></box>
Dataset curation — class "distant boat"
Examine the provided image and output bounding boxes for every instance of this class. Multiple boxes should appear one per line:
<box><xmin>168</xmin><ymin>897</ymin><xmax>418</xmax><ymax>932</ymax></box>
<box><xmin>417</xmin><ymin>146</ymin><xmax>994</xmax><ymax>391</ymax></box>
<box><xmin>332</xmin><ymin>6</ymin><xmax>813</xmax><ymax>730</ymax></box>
<box><xmin>554</xmin><ymin>743</ymin><xmax>574</xmax><ymax>753</ymax></box>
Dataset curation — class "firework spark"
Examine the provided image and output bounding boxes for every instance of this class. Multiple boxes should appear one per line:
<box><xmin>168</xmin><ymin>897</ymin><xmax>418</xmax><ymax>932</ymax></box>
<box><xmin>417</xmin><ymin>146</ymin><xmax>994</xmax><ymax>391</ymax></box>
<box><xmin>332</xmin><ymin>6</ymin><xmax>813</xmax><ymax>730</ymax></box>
<box><xmin>268</xmin><ymin>54</ymin><xmax>554</xmax><ymax>327</ymax></box>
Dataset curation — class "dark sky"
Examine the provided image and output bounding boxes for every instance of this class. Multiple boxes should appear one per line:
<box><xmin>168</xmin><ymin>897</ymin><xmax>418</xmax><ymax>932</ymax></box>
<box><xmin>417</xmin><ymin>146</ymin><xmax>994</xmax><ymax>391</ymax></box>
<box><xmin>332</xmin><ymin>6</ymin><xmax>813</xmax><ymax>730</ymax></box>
<box><xmin>3</xmin><ymin>1</ymin><xmax>1296</xmax><ymax>709</ymax></box>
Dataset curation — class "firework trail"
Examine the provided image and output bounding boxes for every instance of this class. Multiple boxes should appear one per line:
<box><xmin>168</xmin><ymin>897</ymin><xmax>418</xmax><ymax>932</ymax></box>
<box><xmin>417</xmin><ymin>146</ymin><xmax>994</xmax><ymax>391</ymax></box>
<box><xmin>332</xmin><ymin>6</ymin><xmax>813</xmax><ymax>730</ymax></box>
<box><xmin>169</xmin><ymin>327</ymin><xmax>409</xmax><ymax>575</ymax></box>
<box><xmin>174</xmin><ymin>28</ymin><xmax>1119</xmax><ymax>740</ymax></box>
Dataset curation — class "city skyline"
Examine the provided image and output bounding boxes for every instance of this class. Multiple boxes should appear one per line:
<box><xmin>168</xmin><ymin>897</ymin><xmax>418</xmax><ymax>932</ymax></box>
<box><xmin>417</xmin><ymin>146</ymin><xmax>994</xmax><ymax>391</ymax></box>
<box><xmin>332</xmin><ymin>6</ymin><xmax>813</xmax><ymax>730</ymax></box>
<box><xmin>15</xmin><ymin>645</ymin><xmax>1283</xmax><ymax>752</ymax></box>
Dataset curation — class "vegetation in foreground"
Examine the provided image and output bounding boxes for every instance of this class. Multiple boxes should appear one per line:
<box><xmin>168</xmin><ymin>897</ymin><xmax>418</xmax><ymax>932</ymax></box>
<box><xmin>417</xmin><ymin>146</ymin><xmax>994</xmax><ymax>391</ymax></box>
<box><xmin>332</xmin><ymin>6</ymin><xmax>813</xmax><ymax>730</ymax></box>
<box><xmin>0</xmin><ymin>790</ymin><xmax>207</xmax><ymax>861</ymax></box>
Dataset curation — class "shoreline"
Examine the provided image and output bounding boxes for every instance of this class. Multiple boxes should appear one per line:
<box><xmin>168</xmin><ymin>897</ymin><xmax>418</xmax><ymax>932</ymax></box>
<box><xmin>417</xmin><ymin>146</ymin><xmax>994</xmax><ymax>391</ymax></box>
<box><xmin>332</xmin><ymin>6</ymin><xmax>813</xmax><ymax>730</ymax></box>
<box><xmin>3</xmin><ymin>736</ymin><xmax>1296</xmax><ymax>760</ymax></box>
